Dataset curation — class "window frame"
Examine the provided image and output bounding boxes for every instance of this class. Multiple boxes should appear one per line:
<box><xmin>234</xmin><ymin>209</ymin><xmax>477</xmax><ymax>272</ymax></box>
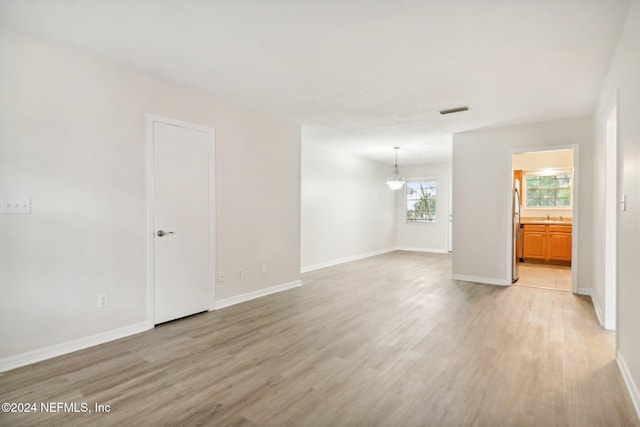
<box><xmin>404</xmin><ymin>177</ymin><xmax>437</xmax><ymax>223</ymax></box>
<box><xmin>522</xmin><ymin>168</ymin><xmax>573</xmax><ymax>209</ymax></box>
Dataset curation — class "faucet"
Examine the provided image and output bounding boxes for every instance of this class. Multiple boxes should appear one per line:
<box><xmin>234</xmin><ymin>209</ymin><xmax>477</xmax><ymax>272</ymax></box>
<box><xmin>547</xmin><ymin>213</ymin><xmax>550</xmax><ymax>220</ymax></box>
<box><xmin>560</xmin><ymin>215</ymin><xmax>563</xmax><ymax>222</ymax></box>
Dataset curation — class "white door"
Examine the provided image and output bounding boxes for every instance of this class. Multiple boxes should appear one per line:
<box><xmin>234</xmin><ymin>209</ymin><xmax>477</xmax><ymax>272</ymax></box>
<box><xmin>152</xmin><ymin>119</ymin><xmax>212</xmax><ymax>324</ymax></box>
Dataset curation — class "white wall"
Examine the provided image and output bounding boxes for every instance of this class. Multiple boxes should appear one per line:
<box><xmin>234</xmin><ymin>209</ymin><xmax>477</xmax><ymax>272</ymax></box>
<box><xmin>513</xmin><ymin>150</ymin><xmax>574</xmax><ymax>219</ymax></box>
<box><xmin>0</xmin><ymin>31</ymin><xmax>301</xmax><ymax>366</ymax></box>
<box><xmin>300</xmin><ymin>140</ymin><xmax>395</xmax><ymax>271</ymax></box>
<box><xmin>395</xmin><ymin>162</ymin><xmax>451</xmax><ymax>252</ymax></box>
<box><xmin>594</xmin><ymin>0</ymin><xmax>640</xmax><ymax>416</ymax></box>
<box><xmin>512</xmin><ymin>150</ymin><xmax>573</xmax><ymax>171</ymax></box>
<box><xmin>452</xmin><ymin>117</ymin><xmax>593</xmax><ymax>287</ymax></box>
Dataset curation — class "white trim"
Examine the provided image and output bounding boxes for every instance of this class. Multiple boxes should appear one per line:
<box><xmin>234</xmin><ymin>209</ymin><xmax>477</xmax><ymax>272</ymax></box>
<box><xmin>146</xmin><ymin>114</ymin><xmax>215</xmax><ymax>327</ymax></box>
<box><xmin>214</xmin><ymin>280</ymin><xmax>302</xmax><ymax>310</ymax></box>
<box><xmin>300</xmin><ymin>248</ymin><xmax>394</xmax><ymax>273</ymax></box>
<box><xmin>147</xmin><ymin>113</ymin><xmax>212</xmax><ymax>133</ymax></box>
<box><xmin>405</xmin><ymin>175</ymin><xmax>438</xmax><ymax>181</ymax></box>
<box><xmin>208</xmin><ymin>128</ymin><xmax>217</xmax><ymax>311</ymax></box>
<box><xmin>617</xmin><ymin>351</ymin><xmax>640</xmax><ymax>421</ymax></box>
<box><xmin>507</xmin><ymin>145</ymin><xmax>579</xmax><ymax>292</ymax></box>
<box><xmin>603</xmin><ymin>94</ymin><xmax>618</xmax><ymax>331</ymax></box>
<box><xmin>577</xmin><ymin>287</ymin><xmax>593</xmax><ymax>297</ymax></box>
<box><xmin>572</xmin><ymin>146</ymin><xmax>580</xmax><ymax>295</ymax></box>
<box><xmin>447</xmin><ymin>171</ymin><xmax>453</xmax><ymax>252</ymax></box>
<box><xmin>451</xmin><ymin>274</ymin><xmax>510</xmax><ymax>286</ymax></box>
<box><xmin>590</xmin><ymin>291</ymin><xmax>605</xmax><ymax>327</ymax></box>
<box><xmin>395</xmin><ymin>247</ymin><xmax>449</xmax><ymax>254</ymax></box>
<box><xmin>146</xmin><ymin>117</ymin><xmax>154</xmax><ymax>329</ymax></box>
<box><xmin>0</xmin><ymin>322</ymin><xmax>150</xmax><ymax>373</ymax></box>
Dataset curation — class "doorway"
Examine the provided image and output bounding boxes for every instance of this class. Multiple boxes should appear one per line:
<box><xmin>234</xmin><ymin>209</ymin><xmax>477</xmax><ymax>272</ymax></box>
<box><xmin>510</xmin><ymin>147</ymin><xmax>577</xmax><ymax>293</ymax></box>
<box><xmin>146</xmin><ymin>115</ymin><xmax>215</xmax><ymax>325</ymax></box>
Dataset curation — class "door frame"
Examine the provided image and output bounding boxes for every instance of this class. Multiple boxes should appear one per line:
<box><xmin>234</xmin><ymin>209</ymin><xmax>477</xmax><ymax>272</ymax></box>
<box><xmin>146</xmin><ymin>114</ymin><xmax>216</xmax><ymax>328</ymax></box>
<box><xmin>603</xmin><ymin>92</ymin><xmax>619</xmax><ymax>331</ymax></box>
<box><xmin>448</xmin><ymin>171</ymin><xmax>453</xmax><ymax>253</ymax></box>
<box><xmin>506</xmin><ymin>145</ymin><xmax>579</xmax><ymax>293</ymax></box>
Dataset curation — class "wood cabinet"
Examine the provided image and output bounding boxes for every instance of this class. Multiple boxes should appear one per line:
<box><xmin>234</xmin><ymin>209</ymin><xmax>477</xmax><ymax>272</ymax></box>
<box><xmin>523</xmin><ymin>224</ymin><xmax>572</xmax><ymax>264</ymax></box>
<box><xmin>523</xmin><ymin>225</ymin><xmax>546</xmax><ymax>260</ymax></box>
<box><xmin>548</xmin><ymin>225</ymin><xmax>572</xmax><ymax>261</ymax></box>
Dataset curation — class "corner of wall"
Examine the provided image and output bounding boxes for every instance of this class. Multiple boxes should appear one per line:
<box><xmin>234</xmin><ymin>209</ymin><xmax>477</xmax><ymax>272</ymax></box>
<box><xmin>617</xmin><ymin>351</ymin><xmax>640</xmax><ymax>422</ymax></box>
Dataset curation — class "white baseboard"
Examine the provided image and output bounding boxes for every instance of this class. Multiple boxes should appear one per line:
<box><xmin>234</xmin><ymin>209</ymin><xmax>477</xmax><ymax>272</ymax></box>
<box><xmin>577</xmin><ymin>287</ymin><xmax>593</xmax><ymax>296</ymax></box>
<box><xmin>0</xmin><ymin>279</ymin><xmax>305</xmax><ymax>372</ymax></box>
<box><xmin>617</xmin><ymin>351</ymin><xmax>640</xmax><ymax>421</ymax></box>
<box><xmin>300</xmin><ymin>248</ymin><xmax>394</xmax><ymax>273</ymax></box>
<box><xmin>585</xmin><ymin>289</ymin><xmax>617</xmax><ymax>331</ymax></box>
<box><xmin>451</xmin><ymin>274</ymin><xmax>509</xmax><ymax>286</ymax></box>
<box><xmin>214</xmin><ymin>280</ymin><xmax>302</xmax><ymax>310</ymax></box>
<box><xmin>0</xmin><ymin>321</ymin><xmax>150</xmax><ymax>373</ymax></box>
<box><xmin>590</xmin><ymin>291</ymin><xmax>605</xmax><ymax>327</ymax></box>
<box><xmin>395</xmin><ymin>247</ymin><xmax>449</xmax><ymax>254</ymax></box>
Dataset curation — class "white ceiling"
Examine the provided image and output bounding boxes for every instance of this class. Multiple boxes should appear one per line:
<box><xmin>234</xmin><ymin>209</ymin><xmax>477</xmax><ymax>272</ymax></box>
<box><xmin>0</xmin><ymin>0</ymin><xmax>631</xmax><ymax>165</ymax></box>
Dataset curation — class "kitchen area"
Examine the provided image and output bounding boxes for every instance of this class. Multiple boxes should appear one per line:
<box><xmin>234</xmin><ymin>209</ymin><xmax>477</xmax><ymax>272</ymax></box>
<box><xmin>512</xmin><ymin>149</ymin><xmax>574</xmax><ymax>291</ymax></box>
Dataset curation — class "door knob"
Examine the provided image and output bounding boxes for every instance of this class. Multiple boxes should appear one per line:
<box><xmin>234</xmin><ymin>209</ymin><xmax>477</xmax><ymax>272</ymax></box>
<box><xmin>157</xmin><ymin>230</ymin><xmax>175</xmax><ymax>237</ymax></box>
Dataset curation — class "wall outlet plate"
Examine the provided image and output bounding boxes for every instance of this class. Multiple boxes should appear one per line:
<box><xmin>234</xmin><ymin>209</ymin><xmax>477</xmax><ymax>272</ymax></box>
<box><xmin>98</xmin><ymin>294</ymin><xmax>108</xmax><ymax>308</ymax></box>
<box><xmin>1</xmin><ymin>199</ymin><xmax>31</xmax><ymax>214</ymax></box>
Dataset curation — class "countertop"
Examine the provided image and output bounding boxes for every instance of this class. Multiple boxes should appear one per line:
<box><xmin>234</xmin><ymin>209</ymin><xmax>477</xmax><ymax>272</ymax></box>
<box><xmin>520</xmin><ymin>217</ymin><xmax>572</xmax><ymax>226</ymax></box>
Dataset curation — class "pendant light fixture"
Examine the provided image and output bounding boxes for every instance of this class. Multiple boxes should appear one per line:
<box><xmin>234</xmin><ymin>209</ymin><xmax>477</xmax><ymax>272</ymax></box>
<box><xmin>386</xmin><ymin>147</ymin><xmax>406</xmax><ymax>190</ymax></box>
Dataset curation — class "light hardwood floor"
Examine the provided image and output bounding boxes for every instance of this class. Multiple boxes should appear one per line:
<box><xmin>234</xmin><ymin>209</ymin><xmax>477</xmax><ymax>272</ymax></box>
<box><xmin>1</xmin><ymin>251</ymin><xmax>638</xmax><ymax>426</ymax></box>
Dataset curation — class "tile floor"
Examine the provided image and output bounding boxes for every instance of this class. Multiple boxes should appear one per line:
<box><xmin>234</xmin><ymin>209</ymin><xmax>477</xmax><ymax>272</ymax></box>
<box><xmin>515</xmin><ymin>261</ymin><xmax>572</xmax><ymax>291</ymax></box>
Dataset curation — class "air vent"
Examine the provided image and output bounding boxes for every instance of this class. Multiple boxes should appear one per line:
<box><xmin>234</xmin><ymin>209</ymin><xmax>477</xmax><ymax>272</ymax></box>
<box><xmin>439</xmin><ymin>106</ymin><xmax>470</xmax><ymax>115</ymax></box>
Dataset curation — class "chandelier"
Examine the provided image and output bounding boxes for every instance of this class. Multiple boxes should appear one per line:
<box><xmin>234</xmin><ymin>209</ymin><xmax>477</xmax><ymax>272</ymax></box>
<box><xmin>386</xmin><ymin>147</ymin><xmax>405</xmax><ymax>190</ymax></box>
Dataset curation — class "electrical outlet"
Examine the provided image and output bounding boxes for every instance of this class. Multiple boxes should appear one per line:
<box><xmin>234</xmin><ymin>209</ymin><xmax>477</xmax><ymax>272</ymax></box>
<box><xmin>1</xmin><ymin>198</ymin><xmax>31</xmax><ymax>214</ymax></box>
<box><xmin>236</xmin><ymin>268</ymin><xmax>243</xmax><ymax>279</ymax></box>
<box><xmin>261</xmin><ymin>263</ymin><xmax>268</xmax><ymax>274</ymax></box>
<box><xmin>98</xmin><ymin>294</ymin><xmax>108</xmax><ymax>308</ymax></box>
<box><xmin>218</xmin><ymin>271</ymin><xmax>225</xmax><ymax>282</ymax></box>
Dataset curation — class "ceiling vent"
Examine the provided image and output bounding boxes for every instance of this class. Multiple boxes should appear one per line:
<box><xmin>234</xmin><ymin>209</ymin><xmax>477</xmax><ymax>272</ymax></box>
<box><xmin>439</xmin><ymin>106</ymin><xmax>470</xmax><ymax>115</ymax></box>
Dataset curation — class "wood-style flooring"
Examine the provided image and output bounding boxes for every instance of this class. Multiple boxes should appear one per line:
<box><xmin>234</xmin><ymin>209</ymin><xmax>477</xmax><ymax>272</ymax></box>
<box><xmin>1</xmin><ymin>251</ymin><xmax>638</xmax><ymax>426</ymax></box>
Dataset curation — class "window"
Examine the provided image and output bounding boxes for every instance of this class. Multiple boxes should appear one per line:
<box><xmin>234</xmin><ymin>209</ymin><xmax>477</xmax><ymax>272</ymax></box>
<box><xmin>524</xmin><ymin>170</ymin><xmax>572</xmax><ymax>208</ymax></box>
<box><xmin>406</xmin><ymin>179</ymin><xmax>436</xmax><ymax>222</ymax></box>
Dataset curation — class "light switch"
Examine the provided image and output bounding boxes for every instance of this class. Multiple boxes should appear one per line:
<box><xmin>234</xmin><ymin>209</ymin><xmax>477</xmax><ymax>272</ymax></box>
<box><xmin>1</xmin><ymin>199</ymin><xmax>31</xmax><ymax>214</ymax></box>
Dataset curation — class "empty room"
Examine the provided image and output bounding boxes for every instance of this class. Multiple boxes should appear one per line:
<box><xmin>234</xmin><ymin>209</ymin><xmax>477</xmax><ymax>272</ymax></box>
<box><xmin>1</xmin><ymin>1</ymin><xmax>639</xmax><ymax>426</ymax></box>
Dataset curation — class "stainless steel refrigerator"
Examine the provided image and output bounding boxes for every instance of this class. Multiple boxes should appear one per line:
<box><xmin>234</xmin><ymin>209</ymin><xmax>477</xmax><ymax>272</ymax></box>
<box><xmin>512</xmin><ymin>179</ymin><xmax>522</xmax><ymax>283</ymax></box>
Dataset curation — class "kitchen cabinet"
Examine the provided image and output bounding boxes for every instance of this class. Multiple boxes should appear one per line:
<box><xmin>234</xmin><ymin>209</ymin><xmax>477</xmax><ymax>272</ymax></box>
<box><xmin>523</xmin><ymin>225</ymin><xmax>546</xmax><ymax>260</ymax></box>
<box><xmin>523</xmin><ymin>224</ymin><xmax>572</xmax><ymax>264</ymax></box>
<box><xmin>548</xmin><ymin>225</ymin><xmax>572</xmax><ymax>261</ymax></box>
